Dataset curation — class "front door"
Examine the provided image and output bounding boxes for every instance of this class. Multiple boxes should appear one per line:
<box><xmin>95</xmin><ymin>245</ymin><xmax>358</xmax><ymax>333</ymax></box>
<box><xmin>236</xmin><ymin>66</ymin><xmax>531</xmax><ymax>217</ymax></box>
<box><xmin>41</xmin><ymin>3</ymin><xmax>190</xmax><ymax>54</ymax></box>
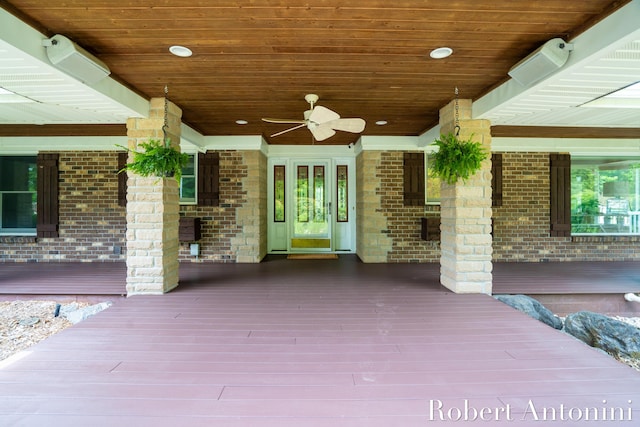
<box><xmin>291</xmin><ymin>160</ymin><xmax>331</xmax><ymax>252</ymax></box>
<box><xmin>268</xmin><ymin>157</ymin><xmax>355</xmax><ymax>254</ymax></box>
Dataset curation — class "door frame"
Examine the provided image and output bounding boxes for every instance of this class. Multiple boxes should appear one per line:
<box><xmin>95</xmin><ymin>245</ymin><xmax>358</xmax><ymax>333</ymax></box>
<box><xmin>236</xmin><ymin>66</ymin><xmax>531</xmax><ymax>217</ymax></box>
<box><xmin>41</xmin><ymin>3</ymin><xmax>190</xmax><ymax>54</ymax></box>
<box><xmin>267</xmin><ymin>156</ymin><xmax>356</xmax><ymax>254</ymax></box>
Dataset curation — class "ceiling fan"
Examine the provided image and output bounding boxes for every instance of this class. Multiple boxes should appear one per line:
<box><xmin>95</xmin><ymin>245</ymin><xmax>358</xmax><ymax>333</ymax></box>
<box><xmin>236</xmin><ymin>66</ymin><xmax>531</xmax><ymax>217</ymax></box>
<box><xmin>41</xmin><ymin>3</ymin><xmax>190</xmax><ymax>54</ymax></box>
<box><xmin>262</xmin><ymin>94</ymin><xmax>366</xmax><ymax>141</ymax></box>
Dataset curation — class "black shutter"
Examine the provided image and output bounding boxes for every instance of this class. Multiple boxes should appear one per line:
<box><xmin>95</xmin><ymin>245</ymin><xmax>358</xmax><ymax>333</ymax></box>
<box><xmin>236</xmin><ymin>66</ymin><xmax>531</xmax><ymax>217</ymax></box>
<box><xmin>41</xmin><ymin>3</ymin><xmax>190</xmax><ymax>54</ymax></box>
<box><xmin>36</xmin><ymin>153</ymin><xmax>59</xmax><ymax>238</ymax></box>
<box><xmin>403</xmin><ymin>152</ymin><xmax>425</xmax><ymax>206</ymax></box>
<box><xmin>491</xmin><ymin>153</ymin><xmax>503</xmax><ymax>207</ymax></box>
<box><xmin>550</xmin><ymin>153</ymin><xmax>571</xmax><ymax>237</ymax></box>
<box><xmin>198</xmin><ymin>152</ymin><xmax>220</xmax><ymax>206</ymax></box>
<box><xmin>117</xmin><ymin>152</ymin><xmax>128</xmax><ymax>207</ymax></box>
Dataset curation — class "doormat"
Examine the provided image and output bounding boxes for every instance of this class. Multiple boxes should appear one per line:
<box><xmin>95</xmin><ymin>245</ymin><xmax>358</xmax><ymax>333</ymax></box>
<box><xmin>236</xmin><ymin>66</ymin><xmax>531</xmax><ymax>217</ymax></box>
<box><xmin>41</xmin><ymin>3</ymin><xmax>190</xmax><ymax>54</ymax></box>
<box><xmin>287</xmin><ymin>254</ymin><xmax>339</xmax><ymax>260</ymax></box>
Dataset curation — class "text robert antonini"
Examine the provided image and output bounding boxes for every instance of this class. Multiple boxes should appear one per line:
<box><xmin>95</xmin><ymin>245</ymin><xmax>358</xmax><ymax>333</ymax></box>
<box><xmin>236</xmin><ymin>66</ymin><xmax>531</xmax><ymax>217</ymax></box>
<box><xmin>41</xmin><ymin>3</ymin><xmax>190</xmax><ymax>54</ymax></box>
<box><xmin>429</xmin><ymin>399</ymin><xmax>633</xmax><ymax>422</ymax></box>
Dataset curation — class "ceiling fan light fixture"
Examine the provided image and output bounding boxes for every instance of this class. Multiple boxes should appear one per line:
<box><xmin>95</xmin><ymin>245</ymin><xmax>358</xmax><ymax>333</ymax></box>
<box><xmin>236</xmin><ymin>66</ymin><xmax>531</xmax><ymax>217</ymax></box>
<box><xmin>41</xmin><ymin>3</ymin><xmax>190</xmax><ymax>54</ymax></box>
<box><xmin>169</xmin><ymin>45</ymin><xmax>193</xmax><ymax>57</ymax></box>
<box><xmin>430</xmin><ymin>47</ymin><xmax>453</xmax><ymax>59</ymax></box>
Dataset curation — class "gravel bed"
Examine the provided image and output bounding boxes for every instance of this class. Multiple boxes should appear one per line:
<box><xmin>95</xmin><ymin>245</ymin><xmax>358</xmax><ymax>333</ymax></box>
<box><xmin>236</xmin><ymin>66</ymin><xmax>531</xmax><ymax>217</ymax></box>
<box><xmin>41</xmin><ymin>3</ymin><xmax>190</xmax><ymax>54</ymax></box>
<box><xmin>0</xmin><ymin>300</ymin><xmax>89</xmax><ymax>361</ymax></box>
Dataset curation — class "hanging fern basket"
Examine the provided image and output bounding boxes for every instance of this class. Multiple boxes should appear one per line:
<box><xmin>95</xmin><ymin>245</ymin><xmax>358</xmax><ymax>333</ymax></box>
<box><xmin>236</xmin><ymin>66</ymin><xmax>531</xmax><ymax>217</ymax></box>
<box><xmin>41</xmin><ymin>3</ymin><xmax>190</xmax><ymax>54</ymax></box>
<box><xmin>118</xmin><ymin>138</ymin><xmax>189</xmax><ymax>181</ymax></box>
<box><xmin>429</xmin><ymin>133</ymin><xmax>488</xmax><ymax>185</ymax></box>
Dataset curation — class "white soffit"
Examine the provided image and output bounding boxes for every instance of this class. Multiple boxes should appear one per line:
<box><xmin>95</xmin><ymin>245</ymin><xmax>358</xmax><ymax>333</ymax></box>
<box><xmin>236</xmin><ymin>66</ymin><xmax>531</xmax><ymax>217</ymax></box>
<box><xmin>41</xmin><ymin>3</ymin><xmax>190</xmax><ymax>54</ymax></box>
<box><xmin>474</xmin><ymin>0</ymin><xmax>640</xmax><ymax>128</ymax></box>
<box><xmin>0</xmin><ymin>8</ymin><xmax>148</xmax><ymax>125</ymax></box>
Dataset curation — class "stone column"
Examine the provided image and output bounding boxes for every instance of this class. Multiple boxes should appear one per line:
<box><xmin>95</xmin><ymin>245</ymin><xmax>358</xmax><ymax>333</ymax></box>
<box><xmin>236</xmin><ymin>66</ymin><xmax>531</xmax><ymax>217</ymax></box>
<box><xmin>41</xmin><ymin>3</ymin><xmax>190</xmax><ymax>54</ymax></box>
<box><xmin>125</xmin><ymin>98</ymin><xmax>182</xmax><ymax>295</ymax></box>
<box><xmin>438</xmin><ymin>99</ymin><xmax>493</xmax><ymax>294</ymax></box>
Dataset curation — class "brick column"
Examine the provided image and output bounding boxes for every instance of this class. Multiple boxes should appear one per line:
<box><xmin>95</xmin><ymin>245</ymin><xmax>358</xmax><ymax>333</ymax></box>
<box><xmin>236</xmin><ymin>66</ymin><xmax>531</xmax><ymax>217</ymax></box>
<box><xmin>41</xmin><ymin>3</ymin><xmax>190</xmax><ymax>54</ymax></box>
<box><xmin>438</xmin><ymin>99</ymin><xmax>492</xmax><ymax>294</ymax></box>
<box><xmin>125</xmin><ymin>98</ymin><xmax>182</xmax><ymax>295</ymax></box>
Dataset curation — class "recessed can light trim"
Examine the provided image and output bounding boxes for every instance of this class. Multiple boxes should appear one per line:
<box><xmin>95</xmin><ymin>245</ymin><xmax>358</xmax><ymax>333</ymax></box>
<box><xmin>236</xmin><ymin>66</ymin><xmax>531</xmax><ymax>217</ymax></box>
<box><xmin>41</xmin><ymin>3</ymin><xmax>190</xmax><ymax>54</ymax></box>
<box><xmin>235</xmin><ymin>119</ymin><xmax>249</xmax><ymax>125</ymax></box>
<box><xmin>375</xmin><ymin>120</ymin><xmax>388</xmax><ymax>126</ymax></box>
<box><xmin>169</xmin><ymin>45</ymin><xmax>193</xmax><ymax>57</ymax></box>
<box><xmin>430</xmin><ymin>47</ymin><xmax>453</xmax><ymax>59</ymax></box>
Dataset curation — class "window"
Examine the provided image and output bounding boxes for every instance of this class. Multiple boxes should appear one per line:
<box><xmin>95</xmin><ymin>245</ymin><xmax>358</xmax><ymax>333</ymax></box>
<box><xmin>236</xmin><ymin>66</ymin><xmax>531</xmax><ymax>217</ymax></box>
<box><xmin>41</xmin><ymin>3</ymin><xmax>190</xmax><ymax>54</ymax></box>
<box><xmin>425</xmin><ymin>154</ymin><xmax>441</xmax><ymax>205</ymax></box>
<box><xmin>0</xmin><ymin>156</ymin><xmax>37</xmax><ymax>235</ymax></box>
<box><xmin>180</xmin><ymin>153</ymin><xmax>196</xmax><ymax>204</ymax></box>
<box><xmin>571</xmin><ymin>157</ymin><xmax>640</xmax><ymax>235</ymax></box>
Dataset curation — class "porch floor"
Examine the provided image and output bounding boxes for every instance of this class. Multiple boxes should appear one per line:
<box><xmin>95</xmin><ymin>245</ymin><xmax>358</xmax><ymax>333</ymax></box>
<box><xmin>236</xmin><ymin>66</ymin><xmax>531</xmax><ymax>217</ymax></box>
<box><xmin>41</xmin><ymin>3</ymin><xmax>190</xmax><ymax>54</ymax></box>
<box><xmin>1</xmin><ymin>257</ymin><xmax>640</xmax><ymax>425</ymax></box>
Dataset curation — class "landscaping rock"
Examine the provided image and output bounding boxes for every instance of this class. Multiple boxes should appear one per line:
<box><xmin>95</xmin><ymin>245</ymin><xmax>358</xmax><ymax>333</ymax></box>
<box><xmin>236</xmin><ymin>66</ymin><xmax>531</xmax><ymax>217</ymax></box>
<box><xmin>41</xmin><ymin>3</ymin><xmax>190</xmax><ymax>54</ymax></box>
<box><xmin>62</xmin><ymin>301</ymin><xmax>112</xmax><ymax>324</ymax></box>
<box><xmin>564</xmin><ymin>311</ymin><xmax>640</xmax><ymax>359</ymax></box>
<box><xmin>494</xmin><ymin>294</ymin><xmax>563</xmax><ymax>329</ymax></box>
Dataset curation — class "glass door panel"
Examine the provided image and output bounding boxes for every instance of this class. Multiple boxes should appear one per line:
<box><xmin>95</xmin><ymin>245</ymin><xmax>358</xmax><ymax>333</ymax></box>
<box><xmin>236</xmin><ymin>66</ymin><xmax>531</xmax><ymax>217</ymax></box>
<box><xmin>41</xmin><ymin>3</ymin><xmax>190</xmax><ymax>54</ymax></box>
<box><xmin>292</xmin><ymin>161</ymin><xmax>331</xmax><ymax>251</ymax></box>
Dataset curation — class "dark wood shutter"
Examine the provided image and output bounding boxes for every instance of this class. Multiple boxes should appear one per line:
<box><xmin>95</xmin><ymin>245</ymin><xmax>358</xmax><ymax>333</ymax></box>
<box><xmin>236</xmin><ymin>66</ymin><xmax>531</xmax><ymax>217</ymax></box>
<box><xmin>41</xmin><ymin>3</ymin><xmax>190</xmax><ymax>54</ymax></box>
<box><xmin>198</xmin><ymin>152</ymin><xmax>220</xmax><ymax>206</ymax></box>
<box><xmin>403</xmin><ymin>152</ymin><xmax>425</xmax><ymax>206</ymax></box>
<box><xmin>36</xmin><ymin>153</ymin><xmax>59</xmax><ymax>238</ymax></box>
<box><xmin>491</xmin><ymin>153</ymin><xmax>503</xmax><ymax>207</ymax></box>
<box><xmin>550</xmin><ymin>153</ymin><xmax>571</xmax><ymax>237</ymax></box>
<box><xmin>117</xmin><ymin>152</ymin><xmax>128</xmax><ymax>207</ymax></box>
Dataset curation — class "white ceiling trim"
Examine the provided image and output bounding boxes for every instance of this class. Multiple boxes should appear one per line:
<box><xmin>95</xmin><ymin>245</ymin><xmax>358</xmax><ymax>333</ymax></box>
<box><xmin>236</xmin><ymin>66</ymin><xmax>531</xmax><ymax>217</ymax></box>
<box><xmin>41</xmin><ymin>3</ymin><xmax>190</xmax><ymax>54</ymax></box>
<box><xmin>473</xmin><ymin>0</ymin><xmax>640</xmax><ymax>128</ymax></box>
<box><xmin>0</xmin><ymin>8</ymin><xmax>148</xmax><ymax>124</ymax></box>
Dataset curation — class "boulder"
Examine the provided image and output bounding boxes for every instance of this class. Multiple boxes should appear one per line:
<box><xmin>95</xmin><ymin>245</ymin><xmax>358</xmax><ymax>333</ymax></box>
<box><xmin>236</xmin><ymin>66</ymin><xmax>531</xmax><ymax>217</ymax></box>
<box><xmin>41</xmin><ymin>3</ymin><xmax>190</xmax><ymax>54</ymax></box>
<box><xmin>494</xmin><ymin>294</ymin><xmax>563</xmax><ymax>329</ymax></box>
<box><xmin>62</xmin><ymin>301</ymin><xmax>112</xmax><ymax>324</ymax></box>
<box><xmin>564</xmin><ymin>311</ymin><xmax>640</xmax><ymax>359</ymax></box>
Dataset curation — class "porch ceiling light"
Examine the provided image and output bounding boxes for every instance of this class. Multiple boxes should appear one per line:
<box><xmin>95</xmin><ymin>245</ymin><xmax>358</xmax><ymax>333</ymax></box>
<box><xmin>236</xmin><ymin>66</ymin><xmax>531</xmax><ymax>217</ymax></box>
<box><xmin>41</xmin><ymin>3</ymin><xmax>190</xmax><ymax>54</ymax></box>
<box><xmin>375</xmin><ymin>120</ymin><xmax>388</xmax><ymax>126</ymax></box>
<box><xmin>430</xmin><ymin>47</ymin><xmax>453</xmax><ymax>59</ymax></box>
<box><xmin>235</xmin><ymin>119</ymin><xmax>248</xmax><ymax>125</ymax></box>
<box><xmin>169</xmin><ymin>45</ymin><xmax>193</xmax><ymax>57</ymax></box>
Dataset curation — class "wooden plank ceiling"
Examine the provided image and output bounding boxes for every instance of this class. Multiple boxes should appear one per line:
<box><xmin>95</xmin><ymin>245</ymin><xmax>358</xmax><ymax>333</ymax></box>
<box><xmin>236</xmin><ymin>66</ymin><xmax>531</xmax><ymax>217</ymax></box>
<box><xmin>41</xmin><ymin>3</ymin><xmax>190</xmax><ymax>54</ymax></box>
<box><xmin>1</xmin><ymin>0</ymin><xmax>631</xmax><ymax>145</ymax></box>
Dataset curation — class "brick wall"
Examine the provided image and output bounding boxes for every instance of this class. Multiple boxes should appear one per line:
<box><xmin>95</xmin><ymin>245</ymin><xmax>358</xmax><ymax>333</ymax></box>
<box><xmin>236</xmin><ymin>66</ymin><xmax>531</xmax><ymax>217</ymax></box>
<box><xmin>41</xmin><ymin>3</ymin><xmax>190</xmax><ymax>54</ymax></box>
<box><xmin>0</xmin><ymin>150</ymin><xmax>264</xmax><ymax>263</ymax></box>
<box><xmin>179</xmin><ymin>150</ymin><xmax>267</xmax><ymax>263</ymax></box>
<box><xmin>0</xmin><ymin>151</ymin><xmax>127</xmax><ymax>262</ymax></box>
<box><xmin>3</xmin><ymin>149</ymin><xmax>640</xmax><ymax>264</ymax></box>
<box><xmin>492</xmin><ymin>152</ymin><xmax>640</xmax><ymax>261</ymax></box>
<box><xmin>356</xmin><ymin>150</ymin><xmax>439</xmax><ymax>263</ymax></box>
<box><xmin>379</xmin><ymin>151</ymin><xmax>440</xmax><ymax>263</ymax></box>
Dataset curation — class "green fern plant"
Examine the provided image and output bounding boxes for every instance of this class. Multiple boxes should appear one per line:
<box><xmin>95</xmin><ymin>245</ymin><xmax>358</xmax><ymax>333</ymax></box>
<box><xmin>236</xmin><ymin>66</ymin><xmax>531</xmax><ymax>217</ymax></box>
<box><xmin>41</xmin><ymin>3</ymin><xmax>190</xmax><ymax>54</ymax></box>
<box><xmin>429</xmin><ymin>133</ymin><xmax>488</xmax><ymax>185</ymax></box>
<box><xmin>118</xmin><ymin>138</ymin><xmax>189</xmax><ymax>181</ymax></box>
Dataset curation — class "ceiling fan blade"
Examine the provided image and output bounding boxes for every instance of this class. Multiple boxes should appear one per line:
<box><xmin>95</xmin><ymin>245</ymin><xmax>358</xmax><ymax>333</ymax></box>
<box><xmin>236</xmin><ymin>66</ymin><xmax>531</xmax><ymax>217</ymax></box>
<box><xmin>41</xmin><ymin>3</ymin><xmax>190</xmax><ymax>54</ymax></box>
<box><xmin>309</xmin><ymin>105</ymin><xmax>340</xmax><ymax>124</ymax></box>
<box><xmin>270</xmin><ymin>123</ymin><xmax>307</xmax><ymax>137</ymax></box>
<box><xmin>262</xmin><ymin>118</ymin><xmax>306</xmax><ymax>124</ymax></box>
<box><xmin>309</xmin><ymin>124</ymin><xmax>336</xmax><ymax>141</ymax></box>
<box><xmin>328</xmin><ymin>118</ymin><xmax>366</xmax><ymax>133</ymax></box>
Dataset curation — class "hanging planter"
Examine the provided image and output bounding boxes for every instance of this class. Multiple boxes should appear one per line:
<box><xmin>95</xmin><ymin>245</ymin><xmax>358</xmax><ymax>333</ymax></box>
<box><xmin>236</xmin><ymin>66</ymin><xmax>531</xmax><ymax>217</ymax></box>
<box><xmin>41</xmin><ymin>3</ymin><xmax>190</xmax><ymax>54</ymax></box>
<box><xmin>429</xmin><ymin>132</ymin><xmax>487</xmax><ymax>185</ymax></box>
<box><xmin>117</xmin><ymin>86</ymin><xmax>189</xmax><ymax>181</ymax></box>
<box><xmin>118</xmin><ymin>138</ymin><xmax>189</xmax><ymax>181</ymax></box>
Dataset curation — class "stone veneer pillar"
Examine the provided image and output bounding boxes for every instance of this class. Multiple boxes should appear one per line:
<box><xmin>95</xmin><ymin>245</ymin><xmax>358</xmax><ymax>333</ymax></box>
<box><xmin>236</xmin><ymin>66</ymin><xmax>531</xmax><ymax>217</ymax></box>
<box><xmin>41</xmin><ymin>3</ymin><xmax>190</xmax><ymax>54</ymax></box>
<box><xmin>438</xmin><ymin>99</ymin><xmax>493</xmax><ymax>294</ymax></box>
<box><xmin>125</xmin><ymin>98</ymin><xmax>182</xmax><ymax>295</ymax></box>
<box><xmin>356</xmin><ymin>151</ymin><xmax>393</xmax><ymax>262</ymax></box>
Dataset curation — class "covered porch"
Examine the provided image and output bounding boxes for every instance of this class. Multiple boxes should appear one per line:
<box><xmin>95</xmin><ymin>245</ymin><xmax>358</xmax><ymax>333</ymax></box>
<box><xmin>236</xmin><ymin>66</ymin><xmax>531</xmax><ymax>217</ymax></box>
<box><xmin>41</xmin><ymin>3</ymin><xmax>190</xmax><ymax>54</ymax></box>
<box><xmin>1</xmin><ymin>257</ymin><xmax>640</xmax><ymax>425</ymax></box>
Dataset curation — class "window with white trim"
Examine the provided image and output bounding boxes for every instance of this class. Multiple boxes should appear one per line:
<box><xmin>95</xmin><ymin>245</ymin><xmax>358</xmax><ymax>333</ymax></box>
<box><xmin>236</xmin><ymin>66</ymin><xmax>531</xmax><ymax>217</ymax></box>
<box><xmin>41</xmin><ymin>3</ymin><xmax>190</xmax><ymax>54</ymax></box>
<box><xmin>572</xmin><ymin>157</ymin><xmax>640</xmax><ymax>235</ymax></box>
<box><xmin>0</xmin><ymin>156</ymin><xmax>37</xmax><ymax>235</ymax></box>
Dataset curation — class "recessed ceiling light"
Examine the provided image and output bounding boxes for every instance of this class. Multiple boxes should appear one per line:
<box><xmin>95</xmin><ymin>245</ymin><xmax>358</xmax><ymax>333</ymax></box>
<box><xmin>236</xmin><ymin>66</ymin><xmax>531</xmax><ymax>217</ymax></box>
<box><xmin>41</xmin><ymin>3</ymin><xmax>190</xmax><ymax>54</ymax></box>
<box><xmin>430</xmin><ymin>47</ymin><xmax>453</xmax><ymax>59</ymax></box>
<box><xmin>235</xmin><ymin>119</ymin><xmax>248</xmax><ymax>125</ymax></box>
<box><xmin>375</xmin><ymin>120</ymin><xmax>388</xmax><ymax>126</ymax></box>
<box><xmin>169</xmin><ymin>45</ymin><xmax>193</xmax><ymax>57</ymax></box>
